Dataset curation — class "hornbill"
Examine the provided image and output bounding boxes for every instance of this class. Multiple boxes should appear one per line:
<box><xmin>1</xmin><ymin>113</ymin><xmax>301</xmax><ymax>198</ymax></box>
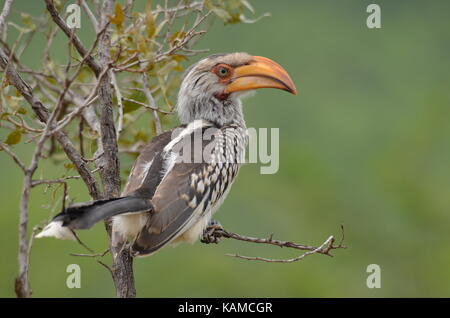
<box><xmin>36</xmin><ymin>53</ymin><xmax>297</xmax><ymax>257</ymax></box>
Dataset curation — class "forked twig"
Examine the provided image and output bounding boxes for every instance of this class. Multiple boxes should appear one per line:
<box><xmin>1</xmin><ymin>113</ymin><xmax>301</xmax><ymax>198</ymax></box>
<box><xmin>203</xmin><ymin>225</ymin><xmax>346</xmax><ymax>263</ymax></box>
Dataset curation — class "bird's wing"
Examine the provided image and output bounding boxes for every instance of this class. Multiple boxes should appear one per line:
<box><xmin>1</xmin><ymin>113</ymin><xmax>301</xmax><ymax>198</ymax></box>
<box><xmin>131</xmin><ymin>121</ymin><xmax>239</xmax><ymax>256</ymax></box>
<box><xmin>121</xmin><ymin>127</ymin><xmax>182</xmax><ymax>197</ymax></box>
<box><xmin>131</xmin><ymin>163</ymin><xmax>209</xmax><ymax>256</ymax></box>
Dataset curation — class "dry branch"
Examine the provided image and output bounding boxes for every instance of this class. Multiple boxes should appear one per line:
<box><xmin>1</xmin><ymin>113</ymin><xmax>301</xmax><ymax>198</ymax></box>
<box><xmin>202</xmin><ymin>225</ymin><xmax>346</xmax><ymax>263</ymax></box>
<box><xmin>0</xmin><ymin>0</ymin><xmax>14</xmax><ymax>35</ymax></box>
<box><xmin>0</xmin><ymin>141</ymin><xmax>27</xmax><ymax>172</ymax></box>
<box><xmin>0</xmin><ymin>48</ymin><xmax>101</xmax><ymax>199</ymax></box>
<box><xmin>44</xmin><ymin>0</ymin><xmax>102</xmax><ymax>75</ymax></box>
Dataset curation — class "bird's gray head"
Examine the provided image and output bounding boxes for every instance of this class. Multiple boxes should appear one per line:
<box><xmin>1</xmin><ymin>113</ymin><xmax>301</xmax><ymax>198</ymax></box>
<box><xmin>176</xmin><ymin>52</ymin><xmax>297</xmax><ymax>127</ymax></box>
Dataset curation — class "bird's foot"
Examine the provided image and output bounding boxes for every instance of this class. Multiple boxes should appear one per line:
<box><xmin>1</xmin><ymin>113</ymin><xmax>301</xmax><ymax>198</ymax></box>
<box><xmin>201</xmin><ymin>220</ymin><xmax>224</xmax><ymax>244</ymax></box>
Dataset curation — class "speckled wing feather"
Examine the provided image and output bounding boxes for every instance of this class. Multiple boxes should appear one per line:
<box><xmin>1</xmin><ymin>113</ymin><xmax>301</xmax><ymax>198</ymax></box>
<box><xmin>121</xmin><ymin>127</ymin><xmax>181</xmax><ymax>197</ymax></box>
<box><xmin>131</xmin><ymin>162</ymin><xmax>208</xmax><ymax>256</ymax></box>
<box><xmin>131</xmin><ymin>122</ymin><xmax>245</xmax><ymax>256</ymax></box>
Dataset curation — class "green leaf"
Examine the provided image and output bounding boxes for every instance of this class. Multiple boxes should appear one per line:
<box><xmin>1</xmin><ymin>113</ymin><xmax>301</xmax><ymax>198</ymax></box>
<box><xmin>2</xmin><ymin>75</ymin><xmax>10</xmax><ymax>88</ymax></box>
<box><xmin>64</xmin><ymin>163</ymin><xmax>75</xmax><ymax>170</ymax></box>
<box><xmin>109</xmin><ymin>3</ymin><xmax>125</xmax><ymax>27</ymax></box>
<box><xmin>17</xmin><ymin>107</ymin><xmax>27</xmax><ymax>115</ymax></box>
<box><xmin>21</xmin><ymin>13</ymin><xmax>36</xmax><ymax>30</ymax></box>
<box><xmin>123</xmin><ymin>91</ymin><xmax>146</xmax><ymax>113</ymax></box>
<box><xmin>134</xmin><ymin>130</ymin><xmax>149</xmax><ymax>143</ymax></box>
<box><xmin>170</xmin><ymin>31</ymin><xmax>186</xmax><ymax>45</ymax></box>
<box><xmin>211</xmin><ymin>7</ymin><xmax>232</xmax><ymax>22</ymax></box>
<box><xmin>227</xmin><ymin>0</ymin><xmax>245</xmax><ymax>11</ymax></box>
<box><xmin>0</xmin><ymin>112</ymin><xmax>10</xmax><ymax>120</ymax></box>
<box><xmin>5</xmin><ymin>129</ymin><xmax>22</xmax><ymax>145</ymax></box>
<box><xmin>145</xmin><ymin>1</ymin><xmax>156</xmax><ymax>38</ymax></box>
<box><xmin>5</xmin><ymin>95</ymin><xmax>21</xmax><ymax>111</ymax></box>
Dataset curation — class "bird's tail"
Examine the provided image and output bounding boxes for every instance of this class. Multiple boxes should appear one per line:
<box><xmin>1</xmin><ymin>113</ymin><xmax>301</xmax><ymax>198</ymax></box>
<box><xmin>36</xmin><ymin>196</ymin><xmax>152</xmax><ymax>240</ymax></box>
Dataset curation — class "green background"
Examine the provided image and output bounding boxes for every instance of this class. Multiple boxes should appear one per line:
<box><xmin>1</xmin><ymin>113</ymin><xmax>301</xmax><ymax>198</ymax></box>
<box><xmin>1</xmin><ymin>0</ymin><xmax>450</xmax><ymax>297</ymax></box>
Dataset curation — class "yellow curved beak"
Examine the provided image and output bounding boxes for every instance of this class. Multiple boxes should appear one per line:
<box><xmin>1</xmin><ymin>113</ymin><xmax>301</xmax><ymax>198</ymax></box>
<box><xmin>224</xmin><ymin>56</ymin><xmax>297</xmax><ymax>95</ymax></box>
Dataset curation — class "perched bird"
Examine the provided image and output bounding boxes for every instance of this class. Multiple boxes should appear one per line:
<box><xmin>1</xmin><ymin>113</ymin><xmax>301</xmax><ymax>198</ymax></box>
<box><xmin>36</xmin><ymin>52</ymin><xmax>297</xmax><ymax>257</ymax></box>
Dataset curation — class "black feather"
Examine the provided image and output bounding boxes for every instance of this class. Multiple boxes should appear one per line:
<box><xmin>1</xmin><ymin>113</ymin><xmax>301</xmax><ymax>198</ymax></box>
<box><xmin>52</xmin><ymin>196</ymin><xmax>152</xmax><ymax>230</ymax></box>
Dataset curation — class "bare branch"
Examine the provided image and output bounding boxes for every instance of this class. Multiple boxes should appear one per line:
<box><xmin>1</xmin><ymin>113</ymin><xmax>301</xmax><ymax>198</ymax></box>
<box><xmin>0</xmin><ymin>0</ymin><xmax>14</xmax><ymax>36</ymax></box>
<box><xmin>155</xmin><ymin>11</ymin><xmax>211</xmax><ymax>63</ymax></box>
<box><xmin>14</xmin><ymin>224</ymin><xmax>39</xmax><ymax>297</ymax></box>
<box><xmin>15</xmin><ymin>171</ymin><xmax>32</xmax><ymax>297</ymax></box>
<box><xmin>31</xmin><ymin>176</ymin><xmax>82</xmax><ymax>187</ymax></box>
<box><xmin>202</xmin><ymin>226</ymin><xmax>346</xmax><ymax>263</ymax></box>
<box><xmin>96</xmin><ymin>0</ymin><xmax>136</xmax><ymax>299</ymax></box>
<box><xmin>121</xmin><ymin>97</ymin><xmax>173</xmax><ymax>114</ymax></box>
<box><xmin>142</xmin><ymin>73</ymin><xmax>162</xmax><ymax>135</ymax></box>
<box><xmin>70</xmin><ymin>249</ymin><xmax>109</xmax><ymax>258</ymax></box>
<box><xmin>72</xmin><ymin>230</ymin><xmax>96</xmax><ymax>254</ymax></box>
<box><xmin>49</xmin><ymin>68</ymin><xmax>109</xmax><ymax>134</ymax></box>
<box><xmin>111</xmin><ymin>72</ymin><xmax>124</xmax><ymax>139</ymax></box>
<box><xmin>13</xmin><ymin>61</ymin><xmax>88</xmax><ymax>297</ymax></box>
<box><xmin>81</xmin><ymin>0</ymin><xmax>99</xmax><ymax>32</ymax></box>
<box><xmin>97</xmin><ymin>0</ymin><xmax>120</xmax><ymax>198</ymax></box>
<box><xmin>97</xmin><ymin>260</ymin><xmax>114</xmax><ymax>275</ymax></box>
<box><xmin>5</xmin><ymin>115</ymin><xmax>43</xmax><ymax>133</ymax></box>
<box><xmin>44</xmin><ymin>0</ymin><xmax>102</xmax><ymax>75</ymax></box>
<box><xmin>0</xmin><ymin>48</ymin><xmax>101</xmax><ymax>199</ymax></box>
<box><xmin>0</xmin><ymin>142</ymin><xmax>27</xmax><ymax>172</ymax></box>
<box><xmin>227</xmin><ymin>236</ymin><xmax>336</xmax><ymax>263</ymax></box>
<box><xmin>115</xmin><ymin>9</ymin><xmax>212</xmax><ymax>72</ymax></box>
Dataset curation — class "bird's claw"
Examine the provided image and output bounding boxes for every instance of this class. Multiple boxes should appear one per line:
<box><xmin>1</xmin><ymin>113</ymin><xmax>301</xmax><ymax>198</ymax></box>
<box><xmin>201</xmin><ymin>220</ymin><xmax>223</xmax><ymax>244</ymax></box>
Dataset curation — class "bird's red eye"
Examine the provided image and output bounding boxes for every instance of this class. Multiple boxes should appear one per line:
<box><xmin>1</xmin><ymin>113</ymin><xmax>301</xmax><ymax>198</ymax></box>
<box><xmin>213</xmin><ymin>64</ymin><xmax>232</xmax><ymax>79</ymax></box>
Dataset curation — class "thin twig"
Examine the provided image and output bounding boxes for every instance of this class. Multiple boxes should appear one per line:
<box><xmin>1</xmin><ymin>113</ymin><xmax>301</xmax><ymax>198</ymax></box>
<box><xmin>0</xmin><ymin>48</ymin><xmax>101</xmax><ymax>199</ymax></box>
<box><xmin>71</xmin><ymin>230</ymin><xmax>96</xmax><ymax>254</ymax></box>
<box><xmin>0</xmin><ymin>0</ymin><xmax>14</xmax><ymax>36</ymax></box>
<box><xmin>121</xmin><ymin>97</ymin><xmax>173</xmax><ymax>114</ymax></box>
<box><xmin>0</xmin><ymin>142</ymin><xmax>27</xmax><ymax>172</ymax></box>
<box><xmin>97</xmin><ymin>260</ymin><xmax>114</xmax><ymax>275</ymax></box>
<box><xmin>31</xmin><ymin>176</ymin><xmax>81</xmax><ymax>187</ymax></box>
<box><xmin>203</xmin><ymin>226</ymin><xmax>346</xmax><ymax>263</ymax></box>
<box><xmin>111</xmin><ymin>72</ymin><xmax>124</xmax><ymax>140</ymax></box>
<box><xmin>142</xmin><ymin>73</ymin><xmax>162</xmax><ymax>135</ymax></box>
<box><xmin>80</xmin><ymin>0</ymin><xmax>99</xmax><ymax>32</ymax></box>
<box><xmin>227</xmin><ymin>236</ymin><xmax>336</xmax><ymax>263</ymax></box>
<box><xmin>44</xmin><ymin>0</ymin><xmax>102</xmax><ymax>75</ymax></box>
<box><xmin>70</xmin><ymin>249</ymin><xmax>110</xmax><ymax>258</ymax></box>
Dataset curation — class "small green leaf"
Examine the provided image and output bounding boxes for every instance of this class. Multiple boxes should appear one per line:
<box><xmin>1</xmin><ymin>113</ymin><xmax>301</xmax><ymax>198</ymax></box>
<box><xmin>64</xmin><ymin>163</ymin><xmax>75</xmax><ymax>170</ymax></box>
<box><xmin>5</xmin><ymin>129</ymin><xmax>22</xmax><ymax>145</ymax></box>
<box><xmin>211</xmin><ymin>7</ymin><xmax>232</xmax><ymax>22</ymax></box>
<box><xmin>109</xmin><ymin>3</ymin><xmax>125</xmax><ymax>27</ymax></box>
<box><xmin>21</xmin><ymin>13</ymin><xmax>36</xmax><ymax>30</ymax></box>
<box><xmin>145</xmin><ymin>1</ymin><xmax>156</xmax><ymax>38</ymax></box>
<box><xmin>17</xmin><ymin>107</ymin><xmax>27</xmax><ymax>115</ymax></box>
<box><xmin>170</xmin><ymin>31</ymin><xmax>186</xmax><ymax>45</ymax></box>
<box><xmin>5</xmin><ymin>95</ymin><xmax>20</xmax><ymax>111</ymax></box>
<box><xmin>134</xmin><ymin>130</ymin><xmax>148</xmax><ymax>143</ymax></box>
<box><xmin>0</xmin><ymin>112</ymin><xmax>10</xmax><ymax>120</ymax></box>
<box><xmin>2</xmin><ymin>75</ymin><xmax>10</xmax><ymax>88</ymax></box>
<box><xmin>123</xmin><ymin>91</ymin><xmax>146</xmax><ymax>113</ymax></box>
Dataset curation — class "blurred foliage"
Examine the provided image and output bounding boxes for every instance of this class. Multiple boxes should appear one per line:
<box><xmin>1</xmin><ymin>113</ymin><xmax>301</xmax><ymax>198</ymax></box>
<box><xmin>0</xmin><ymin>0</ymin><xmax>264</xmax><ymax>172</ymax></box>
<box><xmin>1</xmin><ymin>0</ymin><xmax>450</xmax><ymax>297</ymax></box>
